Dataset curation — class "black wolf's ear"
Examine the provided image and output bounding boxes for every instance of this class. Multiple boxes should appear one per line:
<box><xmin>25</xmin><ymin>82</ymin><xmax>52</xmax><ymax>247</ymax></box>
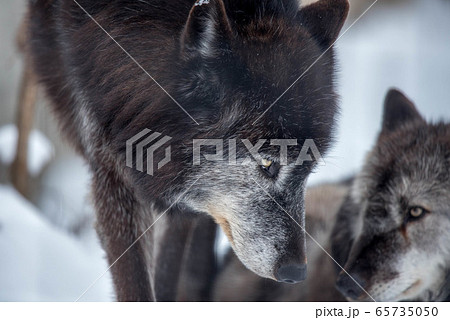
<box><xmin>382</xmin><ymin>88</ymin><xmax>425</xmax><ymax>133</ymax></box>
<box><xmin>180</xmin><ymin>0</ymin><xmax>233</xmax><ymax>59</ymax></box>
<box><xmin>297</xmin><ymin>0</ymin><xmax>349</xmax><ymax>48</ymax></box>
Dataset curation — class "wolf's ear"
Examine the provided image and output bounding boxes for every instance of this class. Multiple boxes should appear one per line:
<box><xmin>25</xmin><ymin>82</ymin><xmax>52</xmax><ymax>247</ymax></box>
<box><xmin>297</xmin><ymin>0</ymin><xmax>349</xmax><ymax>48</ymax></box>
<box><xmin>382</xmin><ymin>88</ymin><xmax>425</xmax><ymax>133</ymax></box>
<box><xmin>180</xmin><ymin>0</ymin><xmax>233</xmax><ymax>59</ymax></box>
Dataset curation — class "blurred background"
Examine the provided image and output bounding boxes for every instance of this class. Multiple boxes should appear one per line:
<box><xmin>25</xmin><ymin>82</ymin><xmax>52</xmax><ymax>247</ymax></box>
<box><xmin>0</xmin><ymin>0</ymin><xmax>449</xmax><ymax>301</ymax></box>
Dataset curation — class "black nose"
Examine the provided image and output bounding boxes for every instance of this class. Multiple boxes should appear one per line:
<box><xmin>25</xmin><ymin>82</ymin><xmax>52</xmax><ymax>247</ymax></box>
<box><xmin>336</xmin><ymin>273</ymin><xmax>367</xmax><ymax>300</ymax></box>
<box><xmin>275</xmin><ymin>263</ymin><xmax>307</xmax><ymax>283</ymax></box>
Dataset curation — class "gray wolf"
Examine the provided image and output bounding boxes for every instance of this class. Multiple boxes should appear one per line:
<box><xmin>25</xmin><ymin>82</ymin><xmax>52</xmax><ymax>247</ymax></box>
<box><xmin>27</xmin><ymin>0</ymin><xmax>349</xmax><ymax>300</ymax></box>
<box><xmin>334</xmin><ymin>89</ymin><xmax>450</xmax><ymax>302</ymax></box>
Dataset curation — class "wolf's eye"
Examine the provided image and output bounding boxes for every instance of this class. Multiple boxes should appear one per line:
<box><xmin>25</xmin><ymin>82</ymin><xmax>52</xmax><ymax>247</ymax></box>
<box><xmin>261</xmin><ymin>159</ymin><xmax>272</xmax><ymax>168</ymax></box>
<box><xmin>260</xmin><ymin>159</ymin><xmax>279</xmax><ymax>178</ymax></box>
<box><xmin>409</xmin><ymin>206</ymin><xmax>427</xmax><ymax>219</ymax></box>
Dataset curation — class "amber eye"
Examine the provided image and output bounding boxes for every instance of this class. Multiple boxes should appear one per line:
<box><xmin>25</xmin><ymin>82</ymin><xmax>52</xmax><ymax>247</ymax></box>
<box><xmin>409</xmin><ymin>206</ymin><xmax>427</xmax><ymax>219</ymax></box>
<box><xmin>261</xmin><ymin>159</ymin><xmax>272</xmax><ymax>168</ymax></box>
<box><xmin>260</xmin><ymin>159</ymin><xmax>279</xmax><ymax>178</ymax></box>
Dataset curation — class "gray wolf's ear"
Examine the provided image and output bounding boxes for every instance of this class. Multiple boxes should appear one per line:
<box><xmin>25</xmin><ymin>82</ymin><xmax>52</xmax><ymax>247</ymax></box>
<box><xmin>382</xmin><ymin>88</ymin><xmax>425</xmax><ymax>133</ymax></box>
<box><xmin>330</xmin><ymin>194</ymin><xmax>358</xmax><ymax>274</ymax></box>
<box><xmin>180</xmin><ymin>0</ymin><xmax>233</xmax><ymax>58</ymax></box>
<box><xmin>297</xmin><ymin>0</ymin><xmax>349</xmax><ymax>48</ymax></box>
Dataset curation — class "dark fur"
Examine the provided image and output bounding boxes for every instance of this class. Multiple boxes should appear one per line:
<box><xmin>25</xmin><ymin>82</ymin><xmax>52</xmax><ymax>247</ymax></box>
<box><xmin>176</xmin><ymin>216</ymin><xmax>218</xmax><ymax>301</ymax></box>
<box><xmin>27</xmin><ymin>0</ymin><xmax>348</xmax><ymax>301</ymax></box>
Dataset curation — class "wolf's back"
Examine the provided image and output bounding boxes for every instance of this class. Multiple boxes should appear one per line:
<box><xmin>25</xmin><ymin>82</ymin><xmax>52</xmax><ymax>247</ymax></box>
<box><xmin>27</xmin><ymin>0</ymin><xmax>194</xmax><ymax>154</ymax></box>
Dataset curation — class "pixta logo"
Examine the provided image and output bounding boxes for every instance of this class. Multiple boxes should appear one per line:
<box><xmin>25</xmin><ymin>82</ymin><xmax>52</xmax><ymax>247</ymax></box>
<box><xmin>126</xmin><ymin>129</ymin><xmax>172</xmax><ymax>176</ymax></box>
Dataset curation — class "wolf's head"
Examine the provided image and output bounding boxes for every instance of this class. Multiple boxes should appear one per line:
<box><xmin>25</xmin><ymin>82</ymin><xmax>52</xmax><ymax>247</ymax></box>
<box><xmin>333</xmin><ymin>89</ymin><xmax>450</xmax><ymax>301</ymax></box>
<box><xmin>139</xmin><ymin>0</ymin><xmax>349</xmax><ymax>282</ymax></box>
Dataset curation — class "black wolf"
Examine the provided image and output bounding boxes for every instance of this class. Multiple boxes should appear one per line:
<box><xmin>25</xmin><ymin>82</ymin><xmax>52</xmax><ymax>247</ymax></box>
<box><xmin>334</xmin><ymin>89</ymin><xmax>450</xmax><ymax>302</ymax></box>
<box><xmin>27</xmin><ymin>0</ymin><xmax>349</xmax><ymax>301</ymax></box>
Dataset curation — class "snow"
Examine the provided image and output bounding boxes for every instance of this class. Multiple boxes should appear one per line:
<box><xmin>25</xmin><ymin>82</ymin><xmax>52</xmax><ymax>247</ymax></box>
<box><xmin>0</xmin><ymin>124</ymin><xmax>54</xmax><ymax>177</ymax></box>
<box><xmin>36</xmin><ymin>156</ymin><xmax>94</xmax><ymax>235</ymax></box>
<box><xmin>308</xmin><ymin>0</ymin><xmax>450</xmax><ymax>185</ymax></box>
<box><xmin>214</xmin><ymin>227</ymin><xmax>230</xmax><ymax>266</ymax></box>
<box><xmin>0</xmin><ymin>184</ymin><xmax>113</xmax><ymax>301</ymax></box>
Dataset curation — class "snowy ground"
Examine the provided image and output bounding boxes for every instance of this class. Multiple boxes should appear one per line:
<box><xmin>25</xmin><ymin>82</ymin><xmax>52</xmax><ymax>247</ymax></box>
<box><xmin>0</xmin><ymin>185</ymin><xmax>113</xmax><ymax>301</ymax></box>
<box><xmin>0</xmin><ymin>0</ymin><xmax>449</xmax><ymax>301</ymax></box>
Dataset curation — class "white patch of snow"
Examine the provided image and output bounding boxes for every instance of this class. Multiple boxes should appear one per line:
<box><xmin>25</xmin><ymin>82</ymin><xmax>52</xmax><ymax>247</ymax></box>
<box><xmin>0</xmin><ymin>184</ymin><xmax>113</xmax><ymax>301</ymax></box>
<box><xmin>0</xmin><ymin>124</ymin><xmax>54</xmax><ymax>177</ymax></box>
<box><xmin>36</xmin><ymin>156</ymin><xmax>93</xmax><ymax>234</ymax></box>
<box><xmin>215</xmin><ymin>227</ymin><xmax>231</xmax><ymax>267</ymax></box>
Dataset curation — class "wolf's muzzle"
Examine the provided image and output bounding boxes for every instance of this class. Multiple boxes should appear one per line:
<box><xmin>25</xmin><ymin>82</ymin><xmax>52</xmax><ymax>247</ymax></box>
<box><xmin>275</xmin><ymin>263</ymin><xmax>307</xmax><ymax>283</ymax></box>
